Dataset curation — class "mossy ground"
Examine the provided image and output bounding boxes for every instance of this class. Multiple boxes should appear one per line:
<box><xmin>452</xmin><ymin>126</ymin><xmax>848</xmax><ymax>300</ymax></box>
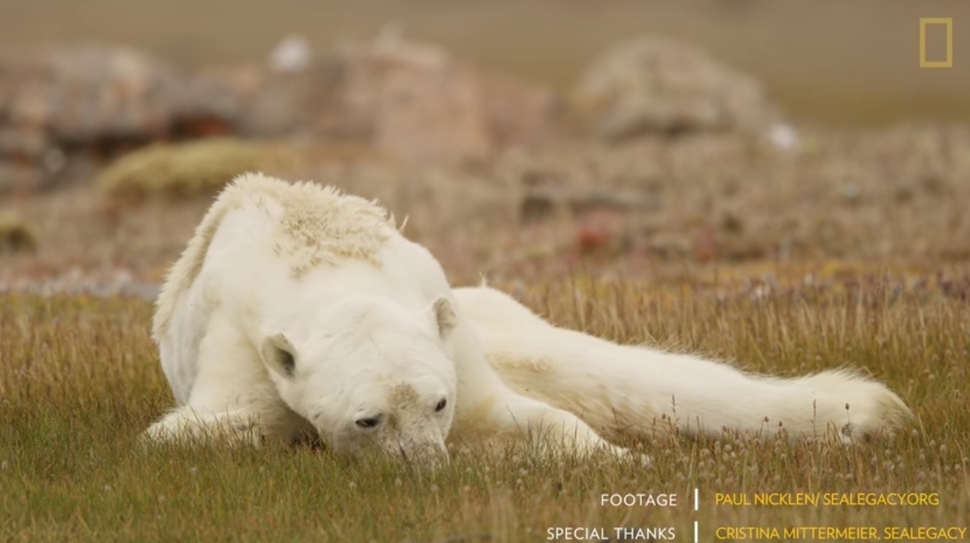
<box><xmin>95</xmin><ymin>138</ymin><xmax>305</xmax><ymax>201</ymax></box>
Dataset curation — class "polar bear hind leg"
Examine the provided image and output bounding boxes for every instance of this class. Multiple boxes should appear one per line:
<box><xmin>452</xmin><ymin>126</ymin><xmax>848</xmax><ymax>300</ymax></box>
<box><xmin>444</xmin><ymin>319</ymin><xmax>625</xmax><ymax>457</ymax></box>
<box><xmin>486</xmin><ymin>390</ymin><xmax>627</xmax><ymax>457</ymax></box>
<box><xmin>453</xmin><ymin>285</ymin><xmax>912</xmax><ymax>443</ymax></box>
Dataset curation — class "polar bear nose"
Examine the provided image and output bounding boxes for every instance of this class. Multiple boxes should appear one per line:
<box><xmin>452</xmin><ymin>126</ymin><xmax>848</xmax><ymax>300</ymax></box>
<box><xmin>397</xmin><ymin>440</ymin><xmax>449</xmax><ymax>468</ymax></box>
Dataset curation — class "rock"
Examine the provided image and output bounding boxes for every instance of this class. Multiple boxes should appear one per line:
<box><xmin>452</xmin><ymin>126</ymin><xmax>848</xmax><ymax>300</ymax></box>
<box><xmin>0</xmin><ymin>45</ymin><xmax>252</xmax><ymax>189</ymax></box>
<box><xmin>361</xmin><ymin>36</ymin><xmax>557</xmax><ymax>163</ymax></box>
<box><xmin>0</xmin><ymin>37</ymin><xmax>558</xmax><ymax>184</ymax></box>
<box><xmin>369</xmin><ymin>43</ymin><xmax>492</xmax><ymax>164</ymax></box>
<box><xmin>0</xmin><ymin>37</ymin><xmax>558</xmax><ymax>186</ymax></box>
<box><xmin>269</xmin><ymin>34</ymin><xmax>312</xmax><ymax>73</ymax></box>
<box><xmin>28</xmin><ymin>45</ymin><xmax>180</xmax><ymax>144</ymax></box>
<box><xmin>243</xmin><ymin>32</ymin><xmax>558</xmax><ymax>164</ymax></box>
<box><xmin>521</xmin><ymin>185</ymin><xmax>658</xmax><ymax>223</ymax></box>
<box><xmin>768</xmin><ymin>122</ymin><xmax>800</xmax><ymax>151</ymax></box>
<box><xmin>574</xmin><ymin>36</ymin><xmax>774</xmax><ymax>140</ymax></box>
<box><xmin>0</xmin><ymin>126</ymin><xmax>48</xmax><ymax>161</ymax></box>
<box><xmin>0</xmin><ymin>163</ymin><xmax>42</xmax><ymax>195</ymax></box>
<box><xmin>241</xmin><ymin>59</ymin><xmax>349</xmax><ymax>139</ymax></box>
<box><xmin>480</xmin><ymin>74</ymin><xmax>559</xmax><ymax>148</ymax></box>
<box><xmin>173</xmin><ymin>66</ymin><xmax>263</xmax><ymax>137</ymax></box>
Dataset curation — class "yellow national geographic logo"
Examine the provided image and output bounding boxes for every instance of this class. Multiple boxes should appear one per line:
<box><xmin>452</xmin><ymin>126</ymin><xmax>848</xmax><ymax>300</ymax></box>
<box><xmin>919</xmin><ymin>17</ymin><xmax>953</xmax><ymax>68</ymax></box>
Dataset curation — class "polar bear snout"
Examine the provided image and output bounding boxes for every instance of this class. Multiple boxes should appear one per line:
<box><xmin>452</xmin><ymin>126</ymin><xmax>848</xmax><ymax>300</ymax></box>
<box><xmin>322</xmin><ymin>411</ymin><xmax>451</xmax><ymax>467</ymax></box>
<box><xmin>348</xmin><ymin>390</ymin><xmax>453</xmax><ymax>467</ymax></box>
<box><xmin>300</xmin><ymin>375</ymin><xmax>456</xmax><ymax>467</ymax></box>
<box><xmin>392</xmin><ymin>432</ymin><xmax>450</xmax><ymax>467</ymax></box>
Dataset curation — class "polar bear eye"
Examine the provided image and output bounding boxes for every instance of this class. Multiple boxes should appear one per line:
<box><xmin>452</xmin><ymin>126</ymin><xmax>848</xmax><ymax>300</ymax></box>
<box><xmin>355</xmin><ymin>416</ymin><xmax>381</xmax><ymax>429</ymax></box>
<box><xmin>435</xmin><ymin>399</ymin><xmax>447</xmax><ymax>412</ymax></box>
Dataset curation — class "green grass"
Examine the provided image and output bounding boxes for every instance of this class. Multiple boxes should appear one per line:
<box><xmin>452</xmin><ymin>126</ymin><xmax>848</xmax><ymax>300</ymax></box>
<box><xmin>1</xmin><ymin>272</ymin><xmax>969</xmax><ymax>542</ymax></box>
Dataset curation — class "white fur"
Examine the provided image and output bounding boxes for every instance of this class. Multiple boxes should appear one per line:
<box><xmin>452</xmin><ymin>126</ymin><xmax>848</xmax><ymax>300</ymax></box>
<box><xmin>146</xmin><ymin>173</ymin><xmax>619</xmax><ymax>461</ymax></box>
<box><xmin>453</xmin><ymin>286</ymin><xmax>913</xmax><ymax>443</ymax></box>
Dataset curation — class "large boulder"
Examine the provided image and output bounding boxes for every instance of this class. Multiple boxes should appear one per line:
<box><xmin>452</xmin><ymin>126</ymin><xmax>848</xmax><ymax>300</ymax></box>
<box><xmin>574</xmin><ymin>36</ymin><xmax>774</xmax><ymax>140</ymax></box>
<box><xmin>0</xmin><ymin>45</ymin><xmax>251</xmax><ymax>192</ymax></box>
<box><xmin>244</xmin><ymin>32</ymin><xmax>559</xmax><ymax>164</ymax></box>
<box><xmin>0</xmin><ymin>36</ymin><xmax>560</xmax><ymax>191</ymax></box>
<box><xmin>0</xmin><ymin>45</ymin><xmax>179</xmax><ymax>153</ymax></box>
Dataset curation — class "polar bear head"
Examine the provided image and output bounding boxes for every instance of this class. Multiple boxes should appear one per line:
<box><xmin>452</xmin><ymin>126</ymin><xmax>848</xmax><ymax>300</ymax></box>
<box><xmin>259</xmin><ymin>296</ymin><xmax>459</xmax><ymax>465</ymax></box>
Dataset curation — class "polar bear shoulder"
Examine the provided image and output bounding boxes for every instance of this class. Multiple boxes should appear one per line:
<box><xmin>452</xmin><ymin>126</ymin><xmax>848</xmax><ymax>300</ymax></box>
<box><xmin>152</xmin><ymin>172</ymin><xmax>396</xmax><ymax>344</ymax></box>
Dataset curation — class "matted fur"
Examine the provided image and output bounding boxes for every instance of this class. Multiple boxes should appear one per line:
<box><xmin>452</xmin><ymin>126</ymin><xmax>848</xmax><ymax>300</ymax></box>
<box><xmin>145</xmin><ymin>174</ymin><xmax>621</xmax><ymax>459</ymax></box>
<box><xmin>152</xmin><ymin>172</ymin><xmax>394</xmax><ymax>343</ymax></box>
<box><xmin>453</xmin><ymin>285</ymin><xmax>914</xmax><ymax>442</ymax></box>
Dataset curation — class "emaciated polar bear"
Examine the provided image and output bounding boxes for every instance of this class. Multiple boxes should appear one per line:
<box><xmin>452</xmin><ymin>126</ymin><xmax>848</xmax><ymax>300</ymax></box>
<box><xmin>147</xmin><ymin>172</ymin><xmax>620</xmax><ymax>462</ymax></box>
<box><xmin>147</xmin><ymin>173</ymin><xmax>912</xmax><ymax>460</ymax></box>
<box><xmin>452</xmin><ymin>286</ymin><xmax>913</xmax><ymax>443</ymax></box>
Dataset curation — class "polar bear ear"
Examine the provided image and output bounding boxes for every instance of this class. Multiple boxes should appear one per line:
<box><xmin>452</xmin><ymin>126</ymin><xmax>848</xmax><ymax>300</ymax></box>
<box><xmin>428</xmin><ymin>296</ymin><xmax>458</xmax><ymax>339</ymax></box>
<box><xmin>260</xmin><ymin>333</ymin><xmax>298</xmax><ymax>379</ymax></box>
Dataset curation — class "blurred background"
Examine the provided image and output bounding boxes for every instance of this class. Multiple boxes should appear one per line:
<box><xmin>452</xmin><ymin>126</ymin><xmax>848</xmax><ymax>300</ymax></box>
<box><xmin>1</xmin><ymin>0</ymin><xmax>968</xmax><ymax>295</ymax></box>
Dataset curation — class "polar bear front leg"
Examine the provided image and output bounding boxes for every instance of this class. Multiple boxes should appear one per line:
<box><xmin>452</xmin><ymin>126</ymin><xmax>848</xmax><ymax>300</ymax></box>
<box><xmin>145</xmin><ymin>316</ymin><xmax>308</xmax><ymax>445</ymax></box>
<box><xmin>143</xmin><ymin>407</ymin><xmax>263</xmax><ymax>445</ymax></box>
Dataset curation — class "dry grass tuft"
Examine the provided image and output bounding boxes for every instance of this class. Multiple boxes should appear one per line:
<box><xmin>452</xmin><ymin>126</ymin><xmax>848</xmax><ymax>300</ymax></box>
<box><xmin>0</xmin><ymin>212</ymin><xmax>37</xmax><ymax>254</ymax></box>
<box><xmin>1</xmin><ymin>271</ymin><xmax>968</xmax><ymax>542</ymax></box>
<box><xmin>96</xmin><ymin>138</ymin><xmax>305</xmax><ymax>202</ymax></box>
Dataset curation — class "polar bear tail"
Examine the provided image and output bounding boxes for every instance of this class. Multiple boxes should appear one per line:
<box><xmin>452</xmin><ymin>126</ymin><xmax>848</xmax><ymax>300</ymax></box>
<box><xmin>453</xmin><ymin>286</ymin><xmax>913</xmax><ymax>443</ymax></box>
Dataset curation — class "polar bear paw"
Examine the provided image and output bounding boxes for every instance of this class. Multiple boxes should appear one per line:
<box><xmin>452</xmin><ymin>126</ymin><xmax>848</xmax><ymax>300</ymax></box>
<box><xmin>141</xmin><ymin>408</ymin><xmax>264</xmax><ymax>447</ymax></box>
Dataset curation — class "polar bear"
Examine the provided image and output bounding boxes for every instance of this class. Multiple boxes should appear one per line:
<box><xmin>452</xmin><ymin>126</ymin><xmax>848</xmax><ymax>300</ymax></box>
<box><xmin>452</xmin><ymin>286</ymin><xmax>913</xmax><ymax>443</ymax></box>
<box><xmin>146</xmin><ymin>172</ymin><xmax>619</xmax><ymax>462</ymax></box>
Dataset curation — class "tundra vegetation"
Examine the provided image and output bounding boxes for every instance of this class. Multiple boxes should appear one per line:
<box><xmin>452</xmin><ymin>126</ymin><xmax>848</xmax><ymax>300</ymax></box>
<box><xmin>2</xmin><ymin>270</ymin><xmax>968</xmax><ymax>542</ymax></box>
<box><xmin>2</xmin><ymin>3</ymin><xmax>969</xmax><ymax>541</ymax></box>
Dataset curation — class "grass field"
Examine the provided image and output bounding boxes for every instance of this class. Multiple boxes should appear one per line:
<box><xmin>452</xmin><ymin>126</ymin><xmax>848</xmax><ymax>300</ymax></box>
<box><xmin>2</xmin><ymin>271</ymin><xmax>968</xmax><ymax>542</ymax></box>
